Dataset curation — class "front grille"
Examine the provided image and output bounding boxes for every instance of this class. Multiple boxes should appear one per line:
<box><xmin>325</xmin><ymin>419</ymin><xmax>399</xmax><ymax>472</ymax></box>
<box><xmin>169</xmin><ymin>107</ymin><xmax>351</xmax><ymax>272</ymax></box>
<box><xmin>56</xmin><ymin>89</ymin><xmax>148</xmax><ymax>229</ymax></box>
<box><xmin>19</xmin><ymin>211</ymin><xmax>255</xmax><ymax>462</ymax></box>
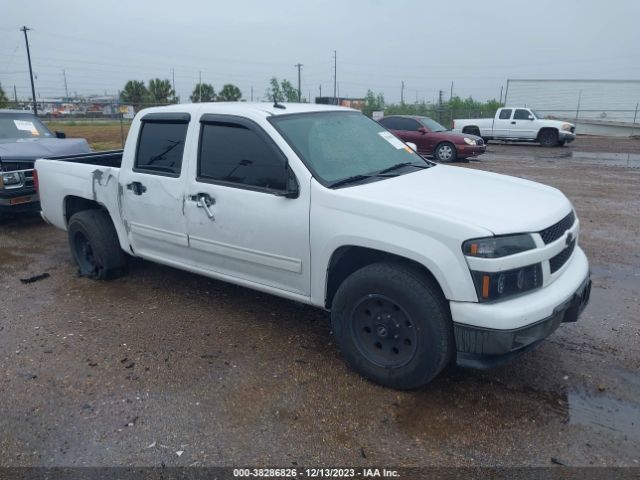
<box><xmin>539</xmin><ymin>211</ymin><xmax>575</xmax><ymax>244</ymax></box>
<box><xmin>550</xmin><ymin>239</ymin><xmax>576</xmax><ymax>273</ymax></box>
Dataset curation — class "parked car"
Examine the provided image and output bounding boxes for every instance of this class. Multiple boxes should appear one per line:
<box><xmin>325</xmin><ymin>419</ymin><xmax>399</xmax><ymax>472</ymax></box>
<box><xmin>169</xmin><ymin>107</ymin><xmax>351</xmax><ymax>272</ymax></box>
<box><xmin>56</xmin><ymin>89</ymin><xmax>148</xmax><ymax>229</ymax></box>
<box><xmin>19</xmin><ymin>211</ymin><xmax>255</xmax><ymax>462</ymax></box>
<box><xmin>378</xmin><ymin>115</ymin><xmax>486</xmax><ymax>162</ymax></box>
<box><xmin>0</xmin><ymin>109</ymin><xmax>91</xmax><ymax>220</ymax></box>
<box><xmin>36</xmin><ymin>103</ymin><xmax>590</xmax><ymax>389</ymax></box>
<box><xmin>453</xmin><ymin>107</ymin><xmax>576</xmax><ymax>146</ymax></box>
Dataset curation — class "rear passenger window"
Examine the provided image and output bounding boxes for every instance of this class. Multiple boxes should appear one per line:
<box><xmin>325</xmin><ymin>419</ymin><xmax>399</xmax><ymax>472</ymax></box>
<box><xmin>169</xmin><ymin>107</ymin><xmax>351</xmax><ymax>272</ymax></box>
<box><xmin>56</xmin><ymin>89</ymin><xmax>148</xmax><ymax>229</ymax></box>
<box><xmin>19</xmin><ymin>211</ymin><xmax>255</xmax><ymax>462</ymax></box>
<box><xmin>135</xmin><ymin>117</ymin><xmax>189</xmax><ymax>176</ymax></box>
<box><xmin>499</xmin><ymin>109</ymin><xmax>512</xmax><ymax>120</ymax></box>
<box><xmin>379</xmin><ymin>117</ymin><xmax>400</xmax><ymax>130</ymax></box>
<box><xmin>198</xmin><ymin>120</ymin><xmax>287</xmax><ymax>191</ymax></box>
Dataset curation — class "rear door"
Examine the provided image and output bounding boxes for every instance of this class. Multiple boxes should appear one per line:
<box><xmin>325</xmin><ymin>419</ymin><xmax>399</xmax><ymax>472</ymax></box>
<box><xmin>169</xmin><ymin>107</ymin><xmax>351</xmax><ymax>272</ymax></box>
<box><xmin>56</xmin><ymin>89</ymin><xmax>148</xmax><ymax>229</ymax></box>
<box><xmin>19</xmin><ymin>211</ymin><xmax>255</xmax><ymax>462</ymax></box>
<box><xmin>119</xmin><ymin>112</ymin><xmax>191</xmax><ymax>261</ymax></box>
<box><xmin>493</xmin><ymin>108</ymin><xmax>512</xmax><ymax>138</ymax></box>
<box><xmin>510</xmin><ymin>108</ymin><xmax>537</xmax><ymax>139</ymax></box>
<box><xmin>183</xmin><ymin>114</ymin><xmax>310</xmax><ymax>296</ymax></box>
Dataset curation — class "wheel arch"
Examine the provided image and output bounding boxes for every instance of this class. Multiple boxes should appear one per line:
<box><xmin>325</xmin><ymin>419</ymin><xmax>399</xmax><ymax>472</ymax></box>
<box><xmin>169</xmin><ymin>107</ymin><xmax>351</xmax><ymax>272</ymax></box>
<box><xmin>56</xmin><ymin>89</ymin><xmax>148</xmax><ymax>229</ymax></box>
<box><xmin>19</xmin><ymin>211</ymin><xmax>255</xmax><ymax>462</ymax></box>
<box><xmin>63</xmin><ymin>195</ymin><xmax>104</xmax><ymax>226</ymax></box>
<box><xmin>536</xmin><ymin>126</ymin><xmax>559</xmax><ymax>140</ymax></box>
<box><xmin>324</xmin><ymin>245</ymin><xmax>448</xmax><ymax>309</ymax></box>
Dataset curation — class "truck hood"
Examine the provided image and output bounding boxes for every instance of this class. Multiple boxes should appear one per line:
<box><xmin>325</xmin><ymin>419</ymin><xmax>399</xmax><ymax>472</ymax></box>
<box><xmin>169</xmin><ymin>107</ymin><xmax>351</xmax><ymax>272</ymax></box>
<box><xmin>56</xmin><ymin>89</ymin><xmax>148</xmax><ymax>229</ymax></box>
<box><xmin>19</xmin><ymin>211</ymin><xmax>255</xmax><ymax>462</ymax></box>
<box><xmin>336</xmin><ymin>165</ymin><xmax>572</xmax><ymax>235</ymax></box>
<box><xmin>0</xmin><ymin>138</ymin><xmax>91</xmax><ymax>164</ymax></box>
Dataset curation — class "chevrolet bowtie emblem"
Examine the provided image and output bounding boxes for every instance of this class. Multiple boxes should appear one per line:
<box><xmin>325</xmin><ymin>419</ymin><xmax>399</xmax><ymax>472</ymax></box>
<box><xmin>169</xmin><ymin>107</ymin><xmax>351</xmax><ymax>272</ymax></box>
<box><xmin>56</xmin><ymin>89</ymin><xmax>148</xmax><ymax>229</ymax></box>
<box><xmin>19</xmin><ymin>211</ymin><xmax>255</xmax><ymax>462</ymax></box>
<box><xmin>566</xmin><ymin>232</ymin><xmax>574</xmax><ymax>246</ymax></box>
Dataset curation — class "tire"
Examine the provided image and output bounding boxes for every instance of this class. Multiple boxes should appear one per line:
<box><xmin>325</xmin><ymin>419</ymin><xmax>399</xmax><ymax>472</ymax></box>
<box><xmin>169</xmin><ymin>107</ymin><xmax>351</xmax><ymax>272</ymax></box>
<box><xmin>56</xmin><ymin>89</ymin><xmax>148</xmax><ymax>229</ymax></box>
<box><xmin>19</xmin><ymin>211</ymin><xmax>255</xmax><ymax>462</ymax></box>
<box><xmin>67</xmin><ymin>209</ymin><xmax>126</xmax><ymax>280</ymax></box>
<box><xmin>434</xmin><ymin>142</ymin><xmax>457</xmax><ymax>162</ymax></box>
<box><xmin>331</xmin><ymin>262</ymin><xmax>454</xmax><ymax>390</ymax></box>
<box><xmin>463</xmin><ymin>127</ymin><xmax>481</xmax><ymax>137</ymax></box>
<box><xmin>539</xmin><ymin>129</ymin><xmax>559</xmax><ymax>147</ymax></box>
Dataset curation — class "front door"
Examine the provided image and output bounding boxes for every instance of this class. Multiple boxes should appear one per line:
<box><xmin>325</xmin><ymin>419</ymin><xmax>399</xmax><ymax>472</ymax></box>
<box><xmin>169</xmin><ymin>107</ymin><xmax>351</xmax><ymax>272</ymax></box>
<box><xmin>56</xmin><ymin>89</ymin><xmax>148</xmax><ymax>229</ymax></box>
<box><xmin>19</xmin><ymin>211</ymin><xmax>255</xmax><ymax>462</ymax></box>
<box><xmin>510</xmin><ymin>108</ymin><xmax>537</xmax><ymax>139</ymax></box>
<box><xmin>183</xmin><ymin>114</ymin><xmax>310</xmax><ymax>296</ymax></box>
<box><xmin>119</xmin><ymin>113</ymin><xmax>191</xmax><ymax>261</ymax></box>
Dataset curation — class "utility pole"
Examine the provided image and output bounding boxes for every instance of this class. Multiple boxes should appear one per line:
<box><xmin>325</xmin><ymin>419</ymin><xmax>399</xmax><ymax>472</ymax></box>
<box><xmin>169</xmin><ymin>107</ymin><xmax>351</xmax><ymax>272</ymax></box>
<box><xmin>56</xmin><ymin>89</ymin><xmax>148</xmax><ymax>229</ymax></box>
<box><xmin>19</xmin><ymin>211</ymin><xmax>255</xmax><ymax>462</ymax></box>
<box><xmin>319</xmin><ymin>84</ymin><xmax>322</xmax><ymax>98</ymax></box>
<box><xmin>499</xmin><ymin>85</ymin><xmax>504</xmax><ymax>105</ymax></box>
<box><xmin>63</xmin><ymin>69</ymin><xmax>69</xmax><ymax>99</ymax></box>
<box><xmin>333</xmin><ymin>50</ymin><xmax>337</xmax><ymax>104</ymax></box>
<box><xmin>171</xmin><ymin>68</ymin><xmax>176</xmax><ymax>103</ymax></box>
<box><xmin>13</xmin><ymin>85</ymin><xmax>18</xmax><ymax>103</ymax></box>
<box><xmin>400</xmin><ymin>81</ymin><xmax>405</xmax><ymax>104</ymax></box>
<box><xmin>21</xmin><ymin>26</ymin><xmax>37</xmax><ymax>115</ymax></box>
<box><xmin>438</xmin><ymin>89</ymin><xmax>444</xmax><ymax>123</ymax></box>
<box><xmin>450</xmin><ymin>81</ymin><xmax>454</xmax><ymax>100</ymax></box>
<box><xmin>250</xmin><ymin>86</ymin><xmax>254</xmax><ymax>102</ymax></box>
<box><xmin>295</xmin><ymin>63</ymin><xmax>303</xmax><ymax>102</ymax></box>
<box><xmin>198</xmin><ymin>71</ymin><xmax>202</xmax><ymax>102</ymax></box>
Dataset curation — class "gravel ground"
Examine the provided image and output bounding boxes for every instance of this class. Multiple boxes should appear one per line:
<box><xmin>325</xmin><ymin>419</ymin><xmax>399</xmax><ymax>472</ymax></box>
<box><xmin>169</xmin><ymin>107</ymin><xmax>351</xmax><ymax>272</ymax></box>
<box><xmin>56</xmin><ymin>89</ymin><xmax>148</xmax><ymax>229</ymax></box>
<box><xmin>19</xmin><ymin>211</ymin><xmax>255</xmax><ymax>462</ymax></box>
<box><xmin>0</xmin><ymin>136</ymin><xmax>638</xmax><ymax>468</ymax></box>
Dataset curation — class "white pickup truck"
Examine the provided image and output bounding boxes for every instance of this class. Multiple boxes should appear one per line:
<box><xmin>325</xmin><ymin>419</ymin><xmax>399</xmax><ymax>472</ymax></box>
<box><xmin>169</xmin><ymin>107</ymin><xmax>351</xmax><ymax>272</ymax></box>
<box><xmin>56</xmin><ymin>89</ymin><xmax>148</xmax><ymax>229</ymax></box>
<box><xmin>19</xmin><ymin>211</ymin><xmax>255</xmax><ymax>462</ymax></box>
<box><xmin>35</xmin><ymin>103</ymin><xmax>591</xmax><ymax>389</ymax></box>
<box><xmin>453</xmin><ymin>107</ymin><xmax>576</xmax><ymax>146</ymax></box>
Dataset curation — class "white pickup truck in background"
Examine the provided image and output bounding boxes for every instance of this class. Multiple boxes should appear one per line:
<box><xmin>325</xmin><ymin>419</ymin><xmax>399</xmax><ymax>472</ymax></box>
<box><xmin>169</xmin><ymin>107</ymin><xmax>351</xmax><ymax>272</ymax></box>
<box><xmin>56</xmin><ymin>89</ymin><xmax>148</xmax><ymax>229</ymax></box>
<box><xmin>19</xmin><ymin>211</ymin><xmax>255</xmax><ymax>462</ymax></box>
<box><xmin>453</xmin><ymin>107</ymin><xmax>576</xmax><ymax>146</ymax></box>
<box><xmin>35</xmin><ymin>103</ymin><xmax>591</xmax><ymax>389</ymax></box>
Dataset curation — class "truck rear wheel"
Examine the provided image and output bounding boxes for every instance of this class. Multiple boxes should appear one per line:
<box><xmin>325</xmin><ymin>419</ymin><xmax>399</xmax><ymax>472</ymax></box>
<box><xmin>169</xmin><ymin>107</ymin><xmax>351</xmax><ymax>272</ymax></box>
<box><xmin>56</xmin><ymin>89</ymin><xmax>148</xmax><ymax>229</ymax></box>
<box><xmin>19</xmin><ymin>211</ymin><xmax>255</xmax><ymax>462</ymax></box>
<box><xmin>68</xmin><ymin>209</ymin><xmax>126</xmax><ymax>280</ymax></box>
<box><xmin>331</xmin><ymin>262</ymin><xmax>454</xmax><ymax>389</ymax></box>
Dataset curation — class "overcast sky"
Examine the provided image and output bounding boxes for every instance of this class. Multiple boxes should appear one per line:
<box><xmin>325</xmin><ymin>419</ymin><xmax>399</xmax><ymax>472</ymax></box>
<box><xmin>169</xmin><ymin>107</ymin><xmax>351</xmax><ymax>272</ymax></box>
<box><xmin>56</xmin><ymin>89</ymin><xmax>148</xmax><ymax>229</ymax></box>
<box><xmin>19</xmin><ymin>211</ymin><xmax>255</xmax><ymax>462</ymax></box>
<box><xmin>1</xmin><ymin>0</ymin><xmax>639</xmax><ymax>104</ymax></box>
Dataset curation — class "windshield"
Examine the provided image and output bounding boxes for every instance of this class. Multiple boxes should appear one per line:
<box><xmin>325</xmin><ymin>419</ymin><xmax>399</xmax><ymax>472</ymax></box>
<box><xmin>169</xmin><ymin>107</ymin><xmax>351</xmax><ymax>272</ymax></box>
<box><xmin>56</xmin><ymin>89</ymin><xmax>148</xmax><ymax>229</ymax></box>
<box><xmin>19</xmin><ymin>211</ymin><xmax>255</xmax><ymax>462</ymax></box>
<box><xmin>0</xmin><ymin>114</ymin><xmax>53</xmax><ymax>140</ymax></box>
<box><xmin>270</xmin><ymin>111</ymin><xmax>432</xmax><ymax>186</ymax></box>
<box><xmin>531</xmin><ymin>110</ymin><xmax>546</xmax><ymax>120</ymax></box>
<box><xmin>419</xmin><ymin>116</ymin><xmax>447</xmax><ymax>132</ymax></box>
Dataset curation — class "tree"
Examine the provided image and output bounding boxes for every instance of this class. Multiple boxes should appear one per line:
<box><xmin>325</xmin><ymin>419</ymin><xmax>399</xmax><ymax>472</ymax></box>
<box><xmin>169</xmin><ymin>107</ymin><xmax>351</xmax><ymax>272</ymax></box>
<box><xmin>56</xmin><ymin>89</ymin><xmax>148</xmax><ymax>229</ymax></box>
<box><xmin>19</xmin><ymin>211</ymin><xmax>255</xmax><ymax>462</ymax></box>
<box><xmin>265</xmin><ymin>77</ymin><xmax>299</xmax><ymax>102</ymax></box>
<box><xmin>120</xmin><ymin>80</ymin><xmax>148</xmax><ymax>112</ymax></box>
<box><xmin>362</xmin><ymin>89</ymin><xmax>385</xmax><ymax>117</ymax></box>
<box><xmin>0</xmin><ymin>83</ymin><xmax>10</xmax><ymax>108</ymax></box>
<box><xmin>216</xmin><ymin>84</ymin><xmax>242</xmax><ymax>102</ymax></box>
<box><xmin>148</xmin><ymin>78</ymin><xmax>174</xmax><ymax>104</ymax></box>
<box><xmin>190</xmin><ymin>83</ymin><xmax>215</xmax><ymax>102</ymax></box>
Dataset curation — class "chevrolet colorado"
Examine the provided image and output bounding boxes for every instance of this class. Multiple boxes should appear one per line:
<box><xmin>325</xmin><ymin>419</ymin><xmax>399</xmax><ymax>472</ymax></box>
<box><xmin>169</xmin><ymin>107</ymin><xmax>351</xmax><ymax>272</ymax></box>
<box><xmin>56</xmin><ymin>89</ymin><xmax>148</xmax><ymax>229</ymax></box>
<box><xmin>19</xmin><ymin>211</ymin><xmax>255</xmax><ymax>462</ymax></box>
<box><xmin>35</xmin><ymin>103</ymin><xmax>591</xmax><ymax>389</ymax></box>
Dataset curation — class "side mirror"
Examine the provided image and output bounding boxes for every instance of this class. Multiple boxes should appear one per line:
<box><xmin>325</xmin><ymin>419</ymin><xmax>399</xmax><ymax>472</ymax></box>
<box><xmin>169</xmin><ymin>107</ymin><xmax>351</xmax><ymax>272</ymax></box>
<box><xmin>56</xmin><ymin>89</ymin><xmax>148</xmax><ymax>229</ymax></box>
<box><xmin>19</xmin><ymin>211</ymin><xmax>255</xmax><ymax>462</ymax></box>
<box><xmin>418</xmin><ymin>127</ymin><xmax>427</xmax><ymax>134</ymax></box>
<box><xmin>274</xmin><ymin>167</ymin><xmax>299</xmax><ymax>199</ymax></box>
<box><xmin>405</xmin><ymin>142</ymin><xmax>418</xmax><ymax>151</ymax></box>
<box><xmin>528</xmin><ymin>115</ymin><xmax>534</xmax><ymax>121</ymax></box>
<box><xmin>55</xmin><ymin>131</ymin><xmax>66</xmax><ymax>139</ymax></box>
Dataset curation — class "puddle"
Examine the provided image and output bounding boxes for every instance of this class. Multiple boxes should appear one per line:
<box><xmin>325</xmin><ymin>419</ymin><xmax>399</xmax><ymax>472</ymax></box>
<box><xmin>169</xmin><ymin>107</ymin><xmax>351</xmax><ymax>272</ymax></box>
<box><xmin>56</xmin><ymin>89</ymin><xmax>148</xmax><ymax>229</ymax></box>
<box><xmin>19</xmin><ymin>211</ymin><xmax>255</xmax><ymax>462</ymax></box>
<box><xmin>482</xmin><ymin>151</ymin><xmax>640</xmax><ymax>168</ymax></box>
<box><xmin>568</xmin><ymin>390</ymin><xmax>640</xmax><ymax>442</ymax></box>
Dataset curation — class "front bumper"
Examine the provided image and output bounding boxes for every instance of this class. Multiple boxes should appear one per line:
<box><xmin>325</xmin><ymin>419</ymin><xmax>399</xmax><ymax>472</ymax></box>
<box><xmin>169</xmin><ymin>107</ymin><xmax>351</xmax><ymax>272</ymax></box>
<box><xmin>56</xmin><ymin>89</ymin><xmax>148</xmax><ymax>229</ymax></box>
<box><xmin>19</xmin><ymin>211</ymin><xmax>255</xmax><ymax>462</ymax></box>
<box><xmin>454</xmin><ymin>275</ymin><xmax>590</xmax><ymax>368</ymax></box>
<box><xmin>457</xmin><ymin>144</ymin><xmax>487</xmax><ymax>157</ymax></box>
<box><xmin>450</xmin><ymin>246</ymin><xmax>590</xmax><ymax>368</ymax></box>
<box><xmin>0</xmin><ymin>187</ymin><xmax>40</xmax><ymax>214</ymax></box>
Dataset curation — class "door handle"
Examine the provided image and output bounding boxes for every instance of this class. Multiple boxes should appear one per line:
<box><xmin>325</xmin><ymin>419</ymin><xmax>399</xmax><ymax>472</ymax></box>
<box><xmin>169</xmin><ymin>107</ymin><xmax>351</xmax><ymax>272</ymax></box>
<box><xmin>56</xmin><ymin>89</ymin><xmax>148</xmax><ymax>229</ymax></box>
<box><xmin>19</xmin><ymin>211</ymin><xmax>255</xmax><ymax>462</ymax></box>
<box><xmin>511</xmin><ymin>121</ymin><xmax>516</xmax><ymax>125</ymax></box>
<box><xmin>190</xmin><ymin>192</ymin><xmax>216</xmax><ymax>220</ymax></box>
<box><xmin>126</xmin><ymin>181</ymin><xmax>147</xmax><ymax>195</ymax></box>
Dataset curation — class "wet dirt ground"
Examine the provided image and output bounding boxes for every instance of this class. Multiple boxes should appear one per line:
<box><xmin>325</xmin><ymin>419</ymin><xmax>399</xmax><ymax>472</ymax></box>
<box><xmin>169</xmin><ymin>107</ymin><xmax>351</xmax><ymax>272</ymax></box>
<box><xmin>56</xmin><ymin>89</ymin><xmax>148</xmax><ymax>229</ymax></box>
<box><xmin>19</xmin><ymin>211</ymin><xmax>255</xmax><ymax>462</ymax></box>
<box><xmin>0</xmin><ymin>136</ymin><xmax>639</xmax><ymax>468</ymax></box>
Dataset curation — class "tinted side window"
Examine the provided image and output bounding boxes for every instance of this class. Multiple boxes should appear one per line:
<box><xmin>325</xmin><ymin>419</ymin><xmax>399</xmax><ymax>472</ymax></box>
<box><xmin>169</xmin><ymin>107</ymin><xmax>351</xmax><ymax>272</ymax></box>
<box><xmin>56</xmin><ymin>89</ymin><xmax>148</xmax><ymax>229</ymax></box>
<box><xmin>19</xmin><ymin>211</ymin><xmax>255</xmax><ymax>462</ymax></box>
<box><xmin>498</xmin><ymin>109</ymin><xmax>512</xmax><ymax>120</ymax></box>
<box><xmin>380</xmin><ymin>117</ymin><xmax>400</xmax><ymax>130</ymax></box>
<box><xmin>199</xmin><ymin>122</ymin><xmax>287</xmax><ymax>191</ymax></box>
<box><xmin>514</xmin><ymin>109</ymin><xmax>531</xmax><ymax>120</ymax></box>
<box><xmin>135</xmin><ymin>122</ymin><xmax>188</xmax><ymax>176</ymax></box>
<box><xmin>396</xmin><ymin>118</ymin><xmax>420</xmax><ymax>131</ymax></box>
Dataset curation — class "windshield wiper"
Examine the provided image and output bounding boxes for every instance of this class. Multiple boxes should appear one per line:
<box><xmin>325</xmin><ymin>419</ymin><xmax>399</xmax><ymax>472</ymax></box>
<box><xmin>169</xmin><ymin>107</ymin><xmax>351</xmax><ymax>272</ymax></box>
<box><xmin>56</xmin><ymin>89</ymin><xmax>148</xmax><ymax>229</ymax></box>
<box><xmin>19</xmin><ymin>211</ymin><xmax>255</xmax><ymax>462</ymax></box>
<box><xmin>329</xmin><ymin>172</ymin><xmax>398</xmax><ymax>188</ymax></box>
<box><xmin>377</xmin><ymin>162</ymin><xmax>430</xmax><ymax>174</ymax></box>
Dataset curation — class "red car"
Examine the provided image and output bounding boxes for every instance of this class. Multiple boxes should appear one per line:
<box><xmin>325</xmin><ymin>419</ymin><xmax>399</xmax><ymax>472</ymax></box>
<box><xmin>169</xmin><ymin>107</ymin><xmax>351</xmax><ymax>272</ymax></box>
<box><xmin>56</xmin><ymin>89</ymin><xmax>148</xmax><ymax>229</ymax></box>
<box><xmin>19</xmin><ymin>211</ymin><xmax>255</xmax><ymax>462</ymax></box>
<box><xmin>378</xmin><ymin>115</ymin><xmax>486</xmax><ymax>162</ymax></box>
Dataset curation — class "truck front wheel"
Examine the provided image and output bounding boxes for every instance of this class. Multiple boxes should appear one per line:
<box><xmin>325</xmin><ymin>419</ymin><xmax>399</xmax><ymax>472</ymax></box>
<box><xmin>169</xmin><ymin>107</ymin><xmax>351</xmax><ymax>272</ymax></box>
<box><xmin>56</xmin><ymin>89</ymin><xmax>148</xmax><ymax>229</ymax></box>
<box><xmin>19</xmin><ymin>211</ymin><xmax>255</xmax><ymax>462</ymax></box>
<box><xmin>331</xmin><ymin>262</ymin><xmax>454</xmax><ymax>389</ymax></box>
<box><xmin>67</xmin><ymin>210</ymin><xmax>126</xmax><ymax>280</ymax></box>
<box><xmin>539</xmin><ymin>129</ymin><xmax>559</xmax><ymax>147</ymax></box>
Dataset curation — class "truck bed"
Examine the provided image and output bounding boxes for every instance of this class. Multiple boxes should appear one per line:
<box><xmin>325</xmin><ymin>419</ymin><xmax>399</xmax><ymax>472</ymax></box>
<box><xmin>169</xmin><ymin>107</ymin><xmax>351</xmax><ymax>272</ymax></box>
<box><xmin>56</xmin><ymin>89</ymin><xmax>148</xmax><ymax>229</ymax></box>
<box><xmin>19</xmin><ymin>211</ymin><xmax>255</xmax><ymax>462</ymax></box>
<box><xmin>42</xmin><ymin>150</ymin><xmax>123</xmax><ymax>168</ymax></box>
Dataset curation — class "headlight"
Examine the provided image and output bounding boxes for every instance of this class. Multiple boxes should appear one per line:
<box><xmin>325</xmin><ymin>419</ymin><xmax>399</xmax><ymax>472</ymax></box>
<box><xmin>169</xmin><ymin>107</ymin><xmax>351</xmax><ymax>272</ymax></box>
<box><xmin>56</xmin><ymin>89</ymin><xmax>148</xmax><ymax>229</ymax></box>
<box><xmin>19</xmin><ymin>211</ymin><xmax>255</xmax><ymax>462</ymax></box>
<box><xmin>0</xmin><ymin>172</ymin><xmax>23</xmax><ymax>188</ymax></box>
<box><xmin>561</xmin><ymin>123</ymin><xmax>573</xmax><ymax>131</ymax></box>
<box><xmin>463</xmin><ymin>137</ymin><xmax>477</xmax><ymax>145</ymax></box>
<box><xmin>471</xmin><ymin>264</ymin><xmax>542</xmax><ymax>302</ymax></box>
<box><xmin>462</xmin><ymin>234</ymin><xmax>535</xmax><ymax>258</ymax></box>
